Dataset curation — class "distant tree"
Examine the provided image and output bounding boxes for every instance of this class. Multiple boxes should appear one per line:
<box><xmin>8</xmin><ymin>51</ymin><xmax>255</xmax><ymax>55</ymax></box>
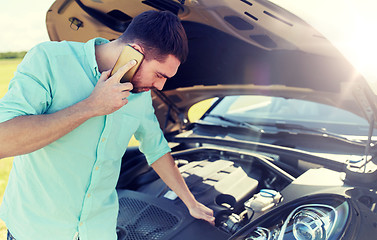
<box><xmin>0</xmin><ymin>51</ymin><xmax>27</xmax><ymax>59</ymax></box>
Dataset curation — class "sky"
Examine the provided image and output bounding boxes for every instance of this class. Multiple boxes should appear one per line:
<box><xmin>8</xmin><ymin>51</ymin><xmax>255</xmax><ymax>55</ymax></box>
<box><xmin>0</xmin><ymin>0</ymin><xmax>56</xmax><ymax>52</ymax></box>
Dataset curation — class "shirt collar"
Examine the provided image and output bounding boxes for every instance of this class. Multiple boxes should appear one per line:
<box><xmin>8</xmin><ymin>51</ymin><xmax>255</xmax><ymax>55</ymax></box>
<box><xmin>84</xmin><ymin>37</ymin><xmax>110</xmax><ymax>78</ymax></box>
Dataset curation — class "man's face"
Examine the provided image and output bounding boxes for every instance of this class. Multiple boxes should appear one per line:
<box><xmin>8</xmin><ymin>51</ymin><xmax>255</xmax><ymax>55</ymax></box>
<box><xmin>130</xmin><ymin>54</ymin><xmax>180</xmax><ymax>93</ymax></box>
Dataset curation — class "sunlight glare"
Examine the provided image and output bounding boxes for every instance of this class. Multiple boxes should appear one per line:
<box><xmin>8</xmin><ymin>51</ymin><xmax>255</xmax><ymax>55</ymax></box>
<box><xmin>269</xmin><ymin>0</ymin><xmax>377</xmax><ymax>86</ymax></box>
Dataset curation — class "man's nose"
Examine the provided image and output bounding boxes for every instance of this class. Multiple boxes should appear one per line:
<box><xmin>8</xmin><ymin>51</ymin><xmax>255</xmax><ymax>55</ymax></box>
<box><xmin>153</xmin><ymin>79</ymin><xmax>167</xmax><ymax>90</ymax></box>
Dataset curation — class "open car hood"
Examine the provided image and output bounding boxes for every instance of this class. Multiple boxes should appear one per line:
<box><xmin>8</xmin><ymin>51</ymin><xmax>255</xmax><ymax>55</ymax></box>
<box><xmin>46</xmin><ymin>0</ymin><xmax>377</xmax><ymax>132</ymax></box>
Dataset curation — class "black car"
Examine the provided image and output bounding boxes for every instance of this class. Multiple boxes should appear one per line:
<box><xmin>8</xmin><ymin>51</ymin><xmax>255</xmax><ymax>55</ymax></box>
<box><xmin>46</xmin><ymin>0</ymin><xmax>377</xmax><ymax>239</ymax></box>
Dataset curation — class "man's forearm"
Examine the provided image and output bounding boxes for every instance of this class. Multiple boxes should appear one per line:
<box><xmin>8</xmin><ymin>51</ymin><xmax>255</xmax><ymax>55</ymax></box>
<box><xmin>0</xmin><ymin>99</ymin><xmax>96</xmax><ymax>159</ymax></box>
<box><xmin>151</xmin><ymin>153</ymin><xmax>197</xmax><ymax>207</ymax></box>
<box><xmin>0</xmin><ymin>63</ymin><xmax>137</xmax><ymax>159</ymax></box>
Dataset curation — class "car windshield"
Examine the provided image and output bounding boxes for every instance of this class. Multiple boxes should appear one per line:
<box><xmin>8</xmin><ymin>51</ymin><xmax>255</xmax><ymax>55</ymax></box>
<box><xmin>203</xmin><ymin>95</ymin><xmax>372</xmax><ymax>137</ymax></box>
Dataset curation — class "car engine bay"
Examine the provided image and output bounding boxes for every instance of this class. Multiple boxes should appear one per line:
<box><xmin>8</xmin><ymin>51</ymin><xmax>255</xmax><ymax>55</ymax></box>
<box><xmin>116</xmin><ymin>146</ymin><xmax>295</xmax><ymax>240</ymax></box>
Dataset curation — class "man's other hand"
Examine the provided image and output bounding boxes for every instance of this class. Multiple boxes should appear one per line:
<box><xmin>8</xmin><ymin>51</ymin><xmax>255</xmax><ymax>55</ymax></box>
<box><xmin>188</xmin><ymin>201</ymin><xmax>215</xmax><ymax>225</ymax></box>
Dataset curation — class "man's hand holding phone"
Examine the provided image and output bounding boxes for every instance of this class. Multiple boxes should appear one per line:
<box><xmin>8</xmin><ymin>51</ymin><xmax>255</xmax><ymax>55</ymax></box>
<box><xmin>111</xmin><ymin>45</ymin><xmax>144</xmax><ymax>83</ymax></box>
<box><xmin>85</xmin><ymin>59</ymin><xmax>137</xmax><ymax>117</ymax></box>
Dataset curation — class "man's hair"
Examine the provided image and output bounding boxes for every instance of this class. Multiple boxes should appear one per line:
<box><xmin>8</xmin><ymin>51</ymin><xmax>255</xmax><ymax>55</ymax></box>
<box><xmin>119</xmin><ymin>10</ymin><xmax>188</xmax><ymax>63</ymax></box>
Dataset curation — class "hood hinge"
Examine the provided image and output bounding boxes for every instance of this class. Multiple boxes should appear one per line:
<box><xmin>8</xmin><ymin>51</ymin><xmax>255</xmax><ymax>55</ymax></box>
<box><xmin>153</xmin><ymin>90</ymin><xmax>188</xmax><ymax>133</ymax></box>
<box><xmin>345</xmin><ymin>84</ymin><xmax>377</xmax><ymax>185</ymax></box>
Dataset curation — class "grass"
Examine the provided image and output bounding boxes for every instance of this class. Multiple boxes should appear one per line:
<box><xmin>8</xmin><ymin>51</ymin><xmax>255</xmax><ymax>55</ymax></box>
<box><xmin>0</xmin><ymin>58</ymin><xmax>212</xmax><ymax>239</ymax></box>
<box><xmin>0</xmin><ymin>58</ymin><xmax>20</xmax><ymax>240</ymax></box>
<box><xmin>0</xmin><ymin>59</ymin><xmax>21</xmax><ymax>98</ymax></box>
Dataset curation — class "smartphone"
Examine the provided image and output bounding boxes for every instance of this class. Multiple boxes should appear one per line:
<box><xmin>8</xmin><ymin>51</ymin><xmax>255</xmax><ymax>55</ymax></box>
<box><xmin>111</xmin><ymin>45</ymin><xmax>144</xmax><ymax>83</ymax></box>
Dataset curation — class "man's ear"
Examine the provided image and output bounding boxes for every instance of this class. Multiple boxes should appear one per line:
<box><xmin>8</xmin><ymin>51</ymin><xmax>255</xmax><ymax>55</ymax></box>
<box><xmin>129</xmin><ymin>43</ymin><xmax>143</xmax><ymax>54</ymax></box>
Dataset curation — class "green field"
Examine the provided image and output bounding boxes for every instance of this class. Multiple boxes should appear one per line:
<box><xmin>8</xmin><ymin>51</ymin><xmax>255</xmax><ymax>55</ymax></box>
<box><xmin>0</xmin><ymin>58</ymin><xmax>20</xmax><ymax>239</ymax></box>
<box><xmin>0</xmin><ymin>58</ymin><xmax>211</xmax><ymax>239</ymax></box>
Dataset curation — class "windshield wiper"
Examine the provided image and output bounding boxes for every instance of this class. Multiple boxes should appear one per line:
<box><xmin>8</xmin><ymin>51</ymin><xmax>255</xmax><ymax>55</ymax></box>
<box><xmin>268</xmin><ymin>121</ymin><xmax>366</xmax><ymax>146</ymax></box>
<box><xmin>202</xmin><ymin>115</ymin><xmax>367</xmax><ymax>146</ymax></box>
<box><xmin>202</xmin><ymin>114</ymin><xmax>262</xmax><ymax>133</ymax></box>
<box><xmin>203</xmin><ymin>115</ymin><xmax>365</xmax><ymax>146</ymax></box>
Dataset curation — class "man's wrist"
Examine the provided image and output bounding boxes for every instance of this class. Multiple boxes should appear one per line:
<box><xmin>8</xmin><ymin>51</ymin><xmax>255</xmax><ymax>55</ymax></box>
<box><xmin>182</xmin><ymin>193</ymin><xmax>199</xmax><ymax>210</ymax></box>
<box><xmin>78</xmin><ymin>98</ymin><xmax>101</xmax><ymax>119</ymax></box>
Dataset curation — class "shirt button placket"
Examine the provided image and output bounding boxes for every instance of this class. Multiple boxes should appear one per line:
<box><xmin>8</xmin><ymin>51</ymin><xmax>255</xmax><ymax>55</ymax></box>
<box><xmin>81</xmin><ymin>114</ymin><xmax>112</xmax><ymax>237</ymax></box>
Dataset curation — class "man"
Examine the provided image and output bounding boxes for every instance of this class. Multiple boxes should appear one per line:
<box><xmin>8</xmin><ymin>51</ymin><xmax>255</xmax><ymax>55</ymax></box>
<box><xmin>0</xmin><ymin>10</ymin><xmax>214</xmax><ymax>240</ymax></box>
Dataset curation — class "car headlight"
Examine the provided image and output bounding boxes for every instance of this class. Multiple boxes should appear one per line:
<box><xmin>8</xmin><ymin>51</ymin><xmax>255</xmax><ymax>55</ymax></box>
<box><xmin>232</xmin><ymin>195</ymin><xmax>351</xmax><ymax>240</ymax></box>
<box><xmin>291</xmin><ymin>205</ymin><xmax>335</xmax><ymax>240</ymax></box>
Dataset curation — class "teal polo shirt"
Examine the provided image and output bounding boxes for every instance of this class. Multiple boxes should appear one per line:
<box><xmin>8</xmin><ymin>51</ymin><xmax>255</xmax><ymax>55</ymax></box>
<box><xmin>0</xmin><ymin>38</ymin><xmax>171</xmax><ymax>240</ymax></box>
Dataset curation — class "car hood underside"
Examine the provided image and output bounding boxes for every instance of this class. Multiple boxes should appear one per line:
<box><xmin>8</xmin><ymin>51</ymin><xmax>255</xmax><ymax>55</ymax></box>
<box><xmin>45</xmin><ymin>0</ymin><xmax>377</xmax><ymax>127</ymax></box>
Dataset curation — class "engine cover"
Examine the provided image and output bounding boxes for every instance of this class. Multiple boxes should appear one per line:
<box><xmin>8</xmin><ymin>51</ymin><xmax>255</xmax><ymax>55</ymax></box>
<box><xmin>138</xmin><ymin>159</ymin><xmax>259</xmax><ymax>211</ymax></box>
<box><xmin>116</xmin><ymin>159</ymin><xmax>259</xmax><ymax>239</ymax></box>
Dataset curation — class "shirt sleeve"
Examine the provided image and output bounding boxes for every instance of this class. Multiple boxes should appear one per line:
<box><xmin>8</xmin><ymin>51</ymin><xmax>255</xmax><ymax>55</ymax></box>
<box><xmin>0</xmin><ymin>44</ymin><xmax>52</xmax><ymax>123</ymax></box>
<box><xmin>134</xmin><ymin>93</ymin><xmax>171</xmax><ymax>165</ymax></box>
